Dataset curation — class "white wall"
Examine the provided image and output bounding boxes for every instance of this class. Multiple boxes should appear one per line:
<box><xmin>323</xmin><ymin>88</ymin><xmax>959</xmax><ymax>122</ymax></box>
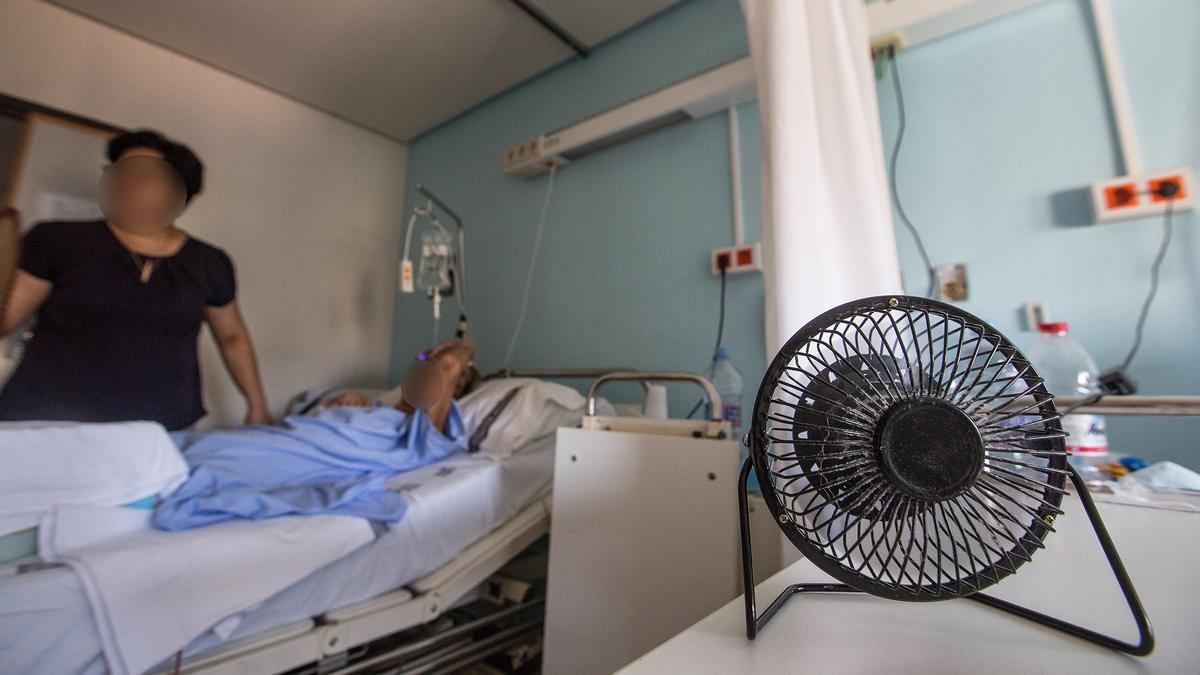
<box><xmin>0</xmin><ymin>0</ymin><xmax>408</xmax><ymax>426</ymax></box>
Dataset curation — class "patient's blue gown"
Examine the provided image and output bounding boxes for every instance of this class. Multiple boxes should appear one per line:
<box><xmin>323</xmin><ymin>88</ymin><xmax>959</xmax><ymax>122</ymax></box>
<box><xmin>154</xmin><ymin>405</ymin><xmax>465</xmax><ymax>530</ymax></box>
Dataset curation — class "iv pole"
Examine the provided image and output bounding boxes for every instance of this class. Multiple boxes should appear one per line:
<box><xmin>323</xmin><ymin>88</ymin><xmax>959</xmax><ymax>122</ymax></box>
<box><xmin>413</xmin><ymin>184</ymin><xmax>469</xmax><ymax>338</ymax></box>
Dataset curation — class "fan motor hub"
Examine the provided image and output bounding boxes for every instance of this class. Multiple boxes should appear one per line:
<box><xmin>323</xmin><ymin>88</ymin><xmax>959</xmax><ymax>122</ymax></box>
<box><xmin>874</xmin><ymin>398</ymin><xmax>984</xmax><ymax>502</ymax></box>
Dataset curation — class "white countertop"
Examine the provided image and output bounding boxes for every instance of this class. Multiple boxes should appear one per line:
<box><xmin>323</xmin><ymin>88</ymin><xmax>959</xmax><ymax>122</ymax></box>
<box><xmin>622</xmin><ymin>494</ymin><xmax>1200</xmax><ymax>674</ymax></box>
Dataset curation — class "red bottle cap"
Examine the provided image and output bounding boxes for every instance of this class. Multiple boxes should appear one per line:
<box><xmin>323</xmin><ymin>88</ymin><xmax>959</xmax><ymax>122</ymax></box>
<box><xmin>1038</xmin><ymin>321</ymin><xmax>1069</xmax><ymax>334</ymax></box>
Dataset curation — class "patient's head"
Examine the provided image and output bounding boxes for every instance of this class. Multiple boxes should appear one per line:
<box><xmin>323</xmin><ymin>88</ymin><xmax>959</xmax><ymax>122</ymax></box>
<box><xmin>320</xmin><ymin>340</ymin><xmax>477</xmax><ymax>414</ymax></box>
<box><xmin>454</xmin><ymin>365</ymin><xmax>480</xmax><ymax>399</ymax></box>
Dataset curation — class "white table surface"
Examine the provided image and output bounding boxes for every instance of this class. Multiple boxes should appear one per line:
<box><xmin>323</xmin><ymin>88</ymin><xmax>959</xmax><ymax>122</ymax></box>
<box><xmin>621</xmin><ymin>494</ymin><xmax>1200</xmax><ymax>674</ymax></box>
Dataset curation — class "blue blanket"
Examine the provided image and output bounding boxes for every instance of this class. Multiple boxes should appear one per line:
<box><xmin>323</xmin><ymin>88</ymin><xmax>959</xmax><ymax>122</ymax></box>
<box><xmin>154</xmin><ymin>404</ymin><xmax>466</xmax><ymax>530</ymax></box>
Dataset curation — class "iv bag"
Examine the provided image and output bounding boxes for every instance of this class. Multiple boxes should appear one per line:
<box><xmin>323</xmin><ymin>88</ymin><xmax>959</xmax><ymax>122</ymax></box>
<box><xmin>417</xmin><ymin>229</ymin><xmax>452</xmax><ymax>296</ymax></box>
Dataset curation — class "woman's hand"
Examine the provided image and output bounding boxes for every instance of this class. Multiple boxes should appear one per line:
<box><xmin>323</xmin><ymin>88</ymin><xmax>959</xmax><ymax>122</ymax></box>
<box><xmin>244</xmin><ymin>406</ymin><xmax>273</xmax><ymax>426</ymax></box>
<box><xmin>206</xmin><ymin>301</ymin><xmax>271</xmax><ymax>426</ymax></box>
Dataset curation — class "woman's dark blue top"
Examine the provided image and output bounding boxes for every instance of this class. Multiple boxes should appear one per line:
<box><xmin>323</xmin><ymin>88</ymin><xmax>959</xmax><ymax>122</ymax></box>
<box><xmin>0</xmin><ymin>220</ymin><xmax>235</xmax><ymax>430</ymax></box>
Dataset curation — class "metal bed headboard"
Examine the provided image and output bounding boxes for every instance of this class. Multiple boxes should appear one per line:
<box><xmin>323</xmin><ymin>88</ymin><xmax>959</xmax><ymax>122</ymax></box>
<box><xmin>483</xmin><ymin>368</ymin><xmax>634</xmax><ymax>381</ymax></box>
<box><xmin>482</xmin><ymin>368</ymin><xmax>723</xmax><ymax>422</ymax></box>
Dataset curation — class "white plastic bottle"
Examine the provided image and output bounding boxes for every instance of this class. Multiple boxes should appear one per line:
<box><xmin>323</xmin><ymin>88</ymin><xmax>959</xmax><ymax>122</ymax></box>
<box><xmin>707</xmin><ymin>347</ymin><xmax>744</xmax><ymax>436</ymax></box>
<box><xmin>707</xmin><ymin>346</ymin><xmax>755</xmax><ymax>490</ymax></box>
<box><xmin>1026</xmin><ymin>322</ymin><xmax>1109</xmax><ymax>485</ymax></box>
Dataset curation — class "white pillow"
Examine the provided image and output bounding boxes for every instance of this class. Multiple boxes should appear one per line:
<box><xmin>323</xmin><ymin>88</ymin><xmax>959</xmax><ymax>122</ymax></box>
<box><xmin>457</xmin><ymin>378</ymin><xmax>586</xmax><ymax>459</ymax></box>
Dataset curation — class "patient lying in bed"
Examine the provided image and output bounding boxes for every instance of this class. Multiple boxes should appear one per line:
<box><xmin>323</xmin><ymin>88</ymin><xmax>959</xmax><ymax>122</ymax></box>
<box><xmin>322</xmin><ymin>338</ymin><xmax>479</xmax><ymax>431</ymax></box>
<box><xmin>154</xmin><ymin>340</ymin><xmax>477</xmax><ymax>530</ymax></box>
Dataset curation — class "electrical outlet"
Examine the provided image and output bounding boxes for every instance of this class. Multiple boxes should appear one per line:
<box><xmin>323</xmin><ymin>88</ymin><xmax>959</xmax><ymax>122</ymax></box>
<box><xmin>399</xmin><ymin>260</ymin><xmax>414</xmax><ymax>293</ymax></box>
<box><xmin>1103</xmin><ymin>183</ymin><xmax>1139</xmax><ymax>210</ymax></box>
<box><xmin>711</xmin><ymin>242</ymin><xmax>763</xmax><ymax>276</ymax></box>
<box><xmin>1149</xmin><ymin>174</ymin><xmax>1187</xmax><ymax>203</ymax></box>
<box><xmin>1091</xmin><ymin>167</ymin><xmax>1195</xmax><ymax>222</ymax></box>
<box><xmin>503</xmin><ymin>136</ymin><xmax>542</xmax><ymax>166</ymax></box>
<box><xmin>503</xmin><ymin>135</ymin><xmax>567</xmax><ymax>177</ymax></box>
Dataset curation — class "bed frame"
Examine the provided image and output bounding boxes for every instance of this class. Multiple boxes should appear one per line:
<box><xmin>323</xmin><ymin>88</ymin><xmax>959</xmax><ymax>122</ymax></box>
<box><xmin>158</xmin><ymin>368</ymin><xmax>651</xmax><ymax>674</ymax></box>
<box><xmin>153</xmin><ymin>494</ymin><xmax>551</xmax><ymax>674</ymax></box>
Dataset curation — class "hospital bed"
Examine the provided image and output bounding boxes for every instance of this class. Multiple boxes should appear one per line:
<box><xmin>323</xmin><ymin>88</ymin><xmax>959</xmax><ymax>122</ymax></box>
<box><xmin>0</xmin><ymin>373</ymin><xmax>616</xmax><ymax>675</ymax></box>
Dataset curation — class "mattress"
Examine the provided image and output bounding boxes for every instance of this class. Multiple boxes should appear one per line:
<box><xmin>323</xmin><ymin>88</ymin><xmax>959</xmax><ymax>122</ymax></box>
<box><xmin>0</xmin><ymin>496</ymin><xmax>157</xmax><ymax>565</ymax></box>
<box><xmin>0</xmin><ymin>436</ymin><xmax>556</xmax><ymax>675</ymax></box>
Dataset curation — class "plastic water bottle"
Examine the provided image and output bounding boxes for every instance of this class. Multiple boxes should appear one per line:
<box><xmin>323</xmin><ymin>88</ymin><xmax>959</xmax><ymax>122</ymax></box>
<box><xmin>707</xmin><ymin>347</ymin><xmax>744</xmax><ymax>439</ymax></box>
<box><xmin>1026</xmin><ymin>322</ymin><xmax>1109</xmax><ymax>485</ymax></box>
<box><xmin>707</xmin><ymin>347</ymin><xmax>755</xmax><ymax>491</ymax></box>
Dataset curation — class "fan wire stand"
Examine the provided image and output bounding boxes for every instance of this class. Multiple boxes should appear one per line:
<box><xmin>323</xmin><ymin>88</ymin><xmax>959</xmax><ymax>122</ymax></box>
<box><xmin>738</xmin><ymin>458</ymin><xmax>1155</xmax><ymax>656</ymax></box>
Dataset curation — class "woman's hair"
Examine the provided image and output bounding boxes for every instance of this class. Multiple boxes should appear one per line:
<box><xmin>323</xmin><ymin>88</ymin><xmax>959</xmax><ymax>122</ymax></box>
<box><xmin>107</xmin><ymin>129</ymin><xmax>204</xmax><ymax>203</ymax></box>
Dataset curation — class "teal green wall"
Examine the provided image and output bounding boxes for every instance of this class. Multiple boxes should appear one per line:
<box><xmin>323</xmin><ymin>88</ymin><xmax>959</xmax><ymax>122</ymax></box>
<box><xmin>391</xmin><ymin>0</ymin><xmax>764</xmax><ymax>414</ymax></box>
<box><xmin>394</xmin><ymin>0</ymin><xmax>1198</xmax><ymax>466</ymax></box>
<box><xmin>877</xmin><ymin>0</ymin><xmax>1199</xmax><ymax>467</ymax></box>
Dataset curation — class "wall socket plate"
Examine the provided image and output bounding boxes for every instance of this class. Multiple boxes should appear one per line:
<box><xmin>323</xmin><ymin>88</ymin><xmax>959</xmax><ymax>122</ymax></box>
<box><xmin>711</xmin><ymin>242</ymin><xmax>762</xmax><ymax>276</ymax></box>
<box><xmin>1090</xmin><ymin>166</ymin><xmax>1195</xmax><ymax>222</ymax></box>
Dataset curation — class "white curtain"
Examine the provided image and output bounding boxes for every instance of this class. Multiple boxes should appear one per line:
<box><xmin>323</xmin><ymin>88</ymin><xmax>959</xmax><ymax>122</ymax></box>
<box><xmin>741</xmin><ymin>0</ymin><xmax>902</xmax><ymax>360</ymax></box>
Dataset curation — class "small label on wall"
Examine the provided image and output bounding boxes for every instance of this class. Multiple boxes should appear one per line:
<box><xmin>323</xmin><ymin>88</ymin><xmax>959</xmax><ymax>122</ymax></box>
<box><xmin>936</xmin><ymin>264</ymin><xmax>968</xmax><ymax>301</ymax></box>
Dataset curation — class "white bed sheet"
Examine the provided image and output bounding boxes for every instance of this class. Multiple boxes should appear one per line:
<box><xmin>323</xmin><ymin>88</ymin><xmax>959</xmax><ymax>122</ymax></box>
<box><xmin>0</xmin><ymin>436</ymin><xmax>556</xmax><ymax>675</ymax></box>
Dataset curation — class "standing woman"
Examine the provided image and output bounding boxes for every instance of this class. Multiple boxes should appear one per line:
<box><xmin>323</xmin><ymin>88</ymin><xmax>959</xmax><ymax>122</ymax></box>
<box><xmin>0</xmin><ymin>129</ymin><xmax>270</xmax><ymax>429</ymax></box>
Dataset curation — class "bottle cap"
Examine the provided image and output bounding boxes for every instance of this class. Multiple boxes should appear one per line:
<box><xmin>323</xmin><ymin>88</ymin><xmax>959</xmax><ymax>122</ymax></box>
<box><xmin>714</xmin><ymin>346</ymin><xmax>730</xmax><ymax>359</ymax></box>
<box><xmin>1038</xmin><ymin>321</ymin><xmax>1069</xmax><ymax>334</ymax></box>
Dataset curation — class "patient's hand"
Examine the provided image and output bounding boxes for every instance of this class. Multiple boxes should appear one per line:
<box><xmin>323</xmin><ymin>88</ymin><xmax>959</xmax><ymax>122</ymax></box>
<box><xmin>397</xmin><ymin>339</ymin><xmax>476</xmax><ymax>431</ymax></box>
<box><xmin>323</xmin><ymin>391</ymin><xmax>373</xmax><ymax>409</ymax></box>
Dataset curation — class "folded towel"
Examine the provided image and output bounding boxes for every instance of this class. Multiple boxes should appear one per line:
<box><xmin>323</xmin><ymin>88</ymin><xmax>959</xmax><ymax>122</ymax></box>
<box><xmin>0</xmin><ymin>421</ymin><xmax>187</xmax><ymax>537</ymax></box>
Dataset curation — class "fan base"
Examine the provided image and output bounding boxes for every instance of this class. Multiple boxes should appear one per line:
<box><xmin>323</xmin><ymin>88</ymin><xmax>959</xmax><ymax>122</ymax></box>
<box><xmin>738</xmin><ymin>458</ymin><xmax>1154</xmax><ymax>656</ymax></box>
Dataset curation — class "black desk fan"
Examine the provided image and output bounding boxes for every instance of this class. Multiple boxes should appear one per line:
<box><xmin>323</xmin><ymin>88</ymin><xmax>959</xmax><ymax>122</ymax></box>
<box><xmin>738</xmin><ymin>295</ymin><xmax>1154</xmax><ymax>655</ymax></box>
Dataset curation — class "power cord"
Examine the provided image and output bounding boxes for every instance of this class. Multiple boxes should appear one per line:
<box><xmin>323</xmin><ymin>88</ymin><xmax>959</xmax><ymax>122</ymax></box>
<box><xmin>687</xmin><ymin>263</ymin><xmax>729</xmax><ymax>419</ymax></box>
<box><xmin>1073</xmin><ymin>182</ymin><xmax>1180</xmax><ymax>413</ymax></box>
<box><xmin>886</xmin><ymin>48</ymin><xmax>937</xmax><ymax>298</ymax></box>
<box><xmin>502</xmin><ymin>163</ymin><xmax>558</xmax><ymax>369</ymax></box>
<box><xmin>1116</xmin><ymin>186</ymin><xmax>1175</xmax><ymax>371</ymax></box>
<box><xmin>713</xmin><ymin>264</ymin><xmax>727</xmax><ymax>353</ymax></box>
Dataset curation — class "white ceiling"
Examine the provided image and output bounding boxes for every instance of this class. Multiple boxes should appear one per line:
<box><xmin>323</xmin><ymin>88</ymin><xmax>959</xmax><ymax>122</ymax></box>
<box><xmin>45</xmin><ymin>0</ymin><xmax>683</xmax><ymax>142</ymax></box>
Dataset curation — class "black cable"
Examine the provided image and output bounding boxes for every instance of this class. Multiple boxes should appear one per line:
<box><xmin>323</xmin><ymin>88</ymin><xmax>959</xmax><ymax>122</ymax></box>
<box><xmin>714</xmin><ymin>266</ymin><xmax>727</xmax><ymax>354</ymax></box>
<box><xmin>887</xmin><ymin>48</ymin><xmax>937</xmax><ymax>298</ymax></box>
<box><xmin>1118</xmin><ymin>195</ymin><xmax>1174</xmax><ymax>371</ymax></box>
<box><xmin>687</xmin><ymin>266</ymin><xmax>730</xmax><ymax>420</ymax></box>
<box><xmin>1061</xmin><ymin>392</ymin><xmax>1105</xmax><ymax>417</ymax></box>
<box><xmin>1068</xmin><ymin>188</ymin><xmax>1178</xmax><ymax>413</ymax></box>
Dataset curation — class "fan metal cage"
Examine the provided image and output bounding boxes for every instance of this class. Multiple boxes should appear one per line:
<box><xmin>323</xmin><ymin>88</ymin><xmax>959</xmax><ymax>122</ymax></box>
<box><xmin>750</xmin><ymin>296</ymin><xmax>1069</xmax><ymax>601</ymax></box>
